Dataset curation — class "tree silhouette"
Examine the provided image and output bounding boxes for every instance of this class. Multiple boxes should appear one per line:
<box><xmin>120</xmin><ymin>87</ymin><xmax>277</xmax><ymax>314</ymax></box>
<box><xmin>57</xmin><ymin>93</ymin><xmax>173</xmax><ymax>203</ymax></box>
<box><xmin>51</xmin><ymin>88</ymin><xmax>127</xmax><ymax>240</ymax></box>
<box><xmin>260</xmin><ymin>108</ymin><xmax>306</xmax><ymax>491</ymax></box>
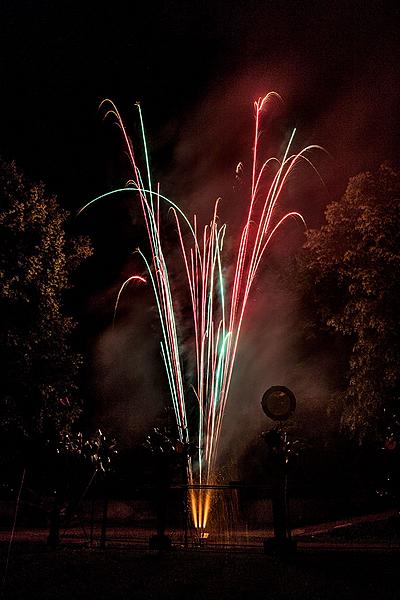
<box><xmin>0</xmin><ymin>159</ymin><xmax>92</xmax><ymax>449</ymax></box>
<box><xmin>296</xmin><ymin>163</ymin><xmax>400</xmax><ymax>441</ymax></box>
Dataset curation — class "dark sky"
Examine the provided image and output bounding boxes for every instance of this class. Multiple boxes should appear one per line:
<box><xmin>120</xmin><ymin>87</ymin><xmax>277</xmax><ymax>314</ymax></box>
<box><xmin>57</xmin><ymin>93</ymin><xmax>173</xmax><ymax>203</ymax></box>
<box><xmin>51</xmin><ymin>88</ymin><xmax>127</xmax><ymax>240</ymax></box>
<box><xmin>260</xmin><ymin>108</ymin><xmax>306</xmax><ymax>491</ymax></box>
<box><xmin>1</xmin><ymin>1</ymin><xmax>399</xmax><ymax>209</ymax></box>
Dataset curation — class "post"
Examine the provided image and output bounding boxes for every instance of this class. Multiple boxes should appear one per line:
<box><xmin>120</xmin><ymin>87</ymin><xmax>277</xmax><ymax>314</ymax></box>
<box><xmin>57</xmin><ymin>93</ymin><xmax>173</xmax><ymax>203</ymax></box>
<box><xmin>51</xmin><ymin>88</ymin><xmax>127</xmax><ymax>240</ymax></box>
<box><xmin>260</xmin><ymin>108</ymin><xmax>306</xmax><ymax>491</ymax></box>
<box><xmin>262</xmin><ymin>428</ymin><xmax>296</xmax><ymax>556</ymax></box>
<box><xmin>90</xmin><ymin>496</ymin><xmax>95</xmax><ymax>548</ymax></box>
<box><xmin>100</xmin><ymin>475</ymin><xmax>108</xmax><ymax>549</ymax></box>
<box><xmin>184</xmin><ymin>485</ymin><xmax>189</xmax><ymax>549</ymax></box>
<box><xmin>149</xmin><ymin>452</ymin><xmax>172</xmax><ymax>551</ymax></box>
<box><xmin>47</xmin><ymin>489</ymin><xmax>60</xmax><ymax>548</ymax></box>
<box><xmin>261</xmin><ymin>386</ymin><xmax>297</xmax><ymax>557</ymax></box>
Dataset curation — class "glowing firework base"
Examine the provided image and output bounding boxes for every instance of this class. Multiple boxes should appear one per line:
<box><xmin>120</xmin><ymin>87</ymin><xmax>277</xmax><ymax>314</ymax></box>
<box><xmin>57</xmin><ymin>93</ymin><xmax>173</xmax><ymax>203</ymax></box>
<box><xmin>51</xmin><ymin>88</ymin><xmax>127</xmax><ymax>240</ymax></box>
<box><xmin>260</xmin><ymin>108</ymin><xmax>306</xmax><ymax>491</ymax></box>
<box><xmin>190</xmin><ymin>487</ymin><xmax>212</xmax><ymax>534</ymax></box>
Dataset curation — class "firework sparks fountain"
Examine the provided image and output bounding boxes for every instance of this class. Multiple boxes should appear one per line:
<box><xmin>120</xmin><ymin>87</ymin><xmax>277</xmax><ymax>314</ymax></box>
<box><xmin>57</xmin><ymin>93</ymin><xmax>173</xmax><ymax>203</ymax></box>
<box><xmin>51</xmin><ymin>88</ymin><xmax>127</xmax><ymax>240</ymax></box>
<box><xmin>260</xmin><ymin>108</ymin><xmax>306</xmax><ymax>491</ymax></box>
<box><xmin>80</xmin><ymin>93</ymin><xmax>322</xmax><ymax>536</ymax></box>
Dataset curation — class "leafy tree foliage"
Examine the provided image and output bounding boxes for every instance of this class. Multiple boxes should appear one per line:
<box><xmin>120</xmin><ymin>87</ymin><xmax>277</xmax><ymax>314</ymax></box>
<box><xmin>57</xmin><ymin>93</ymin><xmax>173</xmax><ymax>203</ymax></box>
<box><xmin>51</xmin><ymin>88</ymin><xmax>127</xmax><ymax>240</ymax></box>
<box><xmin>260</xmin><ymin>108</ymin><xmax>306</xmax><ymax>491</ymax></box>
<box><xmin>0</xmin><ymin>160</ymin><xmax>92</xmax><ymax>443</ymax></box>
<box><xmin>297</xmin><ymin>163</ymin><xmax>400</xmax><ymax>441</ymax></box>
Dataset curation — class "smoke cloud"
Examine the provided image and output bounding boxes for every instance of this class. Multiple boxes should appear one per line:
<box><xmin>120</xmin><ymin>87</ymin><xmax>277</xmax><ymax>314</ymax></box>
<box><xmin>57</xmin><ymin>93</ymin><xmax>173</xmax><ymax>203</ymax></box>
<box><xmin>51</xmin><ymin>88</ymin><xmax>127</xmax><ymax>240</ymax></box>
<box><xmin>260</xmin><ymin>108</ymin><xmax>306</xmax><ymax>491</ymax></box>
<box><xmin>90</xmin><ymin>2</ymin><xmax>399</xmax><ymax>470</ymax></box>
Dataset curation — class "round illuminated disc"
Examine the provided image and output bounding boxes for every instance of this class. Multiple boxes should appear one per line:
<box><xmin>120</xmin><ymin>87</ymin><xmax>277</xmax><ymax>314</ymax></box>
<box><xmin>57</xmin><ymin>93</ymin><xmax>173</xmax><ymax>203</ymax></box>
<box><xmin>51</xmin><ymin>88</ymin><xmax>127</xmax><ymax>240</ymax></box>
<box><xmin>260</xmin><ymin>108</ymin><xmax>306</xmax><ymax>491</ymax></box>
<box><xmin>261</xmin><ymin>386</ymin><xmax>296</xmax><ymax>421</ymax></box>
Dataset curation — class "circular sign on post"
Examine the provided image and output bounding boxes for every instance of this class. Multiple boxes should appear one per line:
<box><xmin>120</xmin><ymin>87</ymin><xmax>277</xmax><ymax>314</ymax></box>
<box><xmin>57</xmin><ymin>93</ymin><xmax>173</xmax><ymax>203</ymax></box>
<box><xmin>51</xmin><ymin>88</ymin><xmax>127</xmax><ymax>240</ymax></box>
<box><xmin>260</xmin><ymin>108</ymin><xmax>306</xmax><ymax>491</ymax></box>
<box><xmin>261</xmin><ymin>386</ymin><xmax>296</xmax><ymax>421</ymax></box>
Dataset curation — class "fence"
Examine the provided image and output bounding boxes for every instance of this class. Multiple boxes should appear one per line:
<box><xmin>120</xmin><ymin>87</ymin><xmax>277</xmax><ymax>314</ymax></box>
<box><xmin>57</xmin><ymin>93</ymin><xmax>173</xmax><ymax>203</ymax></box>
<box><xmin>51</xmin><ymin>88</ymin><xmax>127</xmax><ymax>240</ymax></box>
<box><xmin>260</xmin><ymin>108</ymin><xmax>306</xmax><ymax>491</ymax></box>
<box><xmin>0</xmin><ymin>478</ymin><xmax>384</xmax><ymax>549</ymax></box>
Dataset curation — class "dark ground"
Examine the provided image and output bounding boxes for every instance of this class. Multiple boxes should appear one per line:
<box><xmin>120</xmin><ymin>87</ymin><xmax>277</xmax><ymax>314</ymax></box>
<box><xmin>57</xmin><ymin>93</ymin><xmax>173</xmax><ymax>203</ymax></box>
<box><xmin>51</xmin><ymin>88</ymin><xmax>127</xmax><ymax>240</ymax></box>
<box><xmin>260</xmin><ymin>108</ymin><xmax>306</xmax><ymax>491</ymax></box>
<box><xmin>1</xmin><ymin>515</ymin><xmax>400</xmax><ymax>600</ymax></box>
<box><xmin>1</xmin><ymin>543</ymin><xmax>400</xmax><ymax>600</ymax></box>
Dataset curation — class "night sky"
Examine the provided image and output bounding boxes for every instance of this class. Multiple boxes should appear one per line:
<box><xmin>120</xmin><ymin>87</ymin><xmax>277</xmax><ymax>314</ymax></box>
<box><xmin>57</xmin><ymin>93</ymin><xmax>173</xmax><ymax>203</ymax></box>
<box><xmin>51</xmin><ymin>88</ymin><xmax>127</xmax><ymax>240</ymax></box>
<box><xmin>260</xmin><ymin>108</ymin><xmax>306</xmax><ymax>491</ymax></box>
<box><xmin>1</xmin><ymin>1</ymin><xmax>399</xmax><ymax>207</ymax></box>
<box><xmin>1</xmin><ymin>1</ymin><xmax>399</xmax><ymax>444</ymax></box>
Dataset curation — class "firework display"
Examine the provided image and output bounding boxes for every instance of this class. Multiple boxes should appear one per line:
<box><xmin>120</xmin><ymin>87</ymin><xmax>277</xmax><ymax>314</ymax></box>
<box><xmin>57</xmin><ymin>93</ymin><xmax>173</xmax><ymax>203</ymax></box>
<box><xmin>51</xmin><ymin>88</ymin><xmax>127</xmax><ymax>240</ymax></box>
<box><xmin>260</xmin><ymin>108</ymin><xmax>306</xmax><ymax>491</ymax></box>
<box><xmin>80</xmin><ymin>93</ymin><xmax>320</xmax><ymax>530</ymax></box>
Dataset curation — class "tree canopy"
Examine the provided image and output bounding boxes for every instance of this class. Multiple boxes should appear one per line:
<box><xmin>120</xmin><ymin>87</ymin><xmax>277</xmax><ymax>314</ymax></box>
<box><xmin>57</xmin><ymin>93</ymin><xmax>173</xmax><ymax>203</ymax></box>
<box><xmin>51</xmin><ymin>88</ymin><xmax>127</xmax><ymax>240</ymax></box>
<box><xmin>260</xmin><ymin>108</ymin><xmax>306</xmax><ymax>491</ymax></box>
<box><xmin>0</xmin><ymin>159</ymin><xmax>92</xmax><ymax>445</ymax></box>
<box><xmin>296</xmin><ymin>163</ymin><xmax>400</xmax><ymax>441</ymax></box>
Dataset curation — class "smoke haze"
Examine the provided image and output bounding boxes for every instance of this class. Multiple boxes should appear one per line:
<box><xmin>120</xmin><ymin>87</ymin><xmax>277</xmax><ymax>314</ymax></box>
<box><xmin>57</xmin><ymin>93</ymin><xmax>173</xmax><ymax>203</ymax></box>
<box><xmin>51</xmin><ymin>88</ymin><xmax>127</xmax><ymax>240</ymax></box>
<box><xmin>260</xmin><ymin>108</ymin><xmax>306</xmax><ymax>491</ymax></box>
<box><xmin>87</xmin><ymin>1</ymin><xmax>399</xmax><ymax>468</ymax></box>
